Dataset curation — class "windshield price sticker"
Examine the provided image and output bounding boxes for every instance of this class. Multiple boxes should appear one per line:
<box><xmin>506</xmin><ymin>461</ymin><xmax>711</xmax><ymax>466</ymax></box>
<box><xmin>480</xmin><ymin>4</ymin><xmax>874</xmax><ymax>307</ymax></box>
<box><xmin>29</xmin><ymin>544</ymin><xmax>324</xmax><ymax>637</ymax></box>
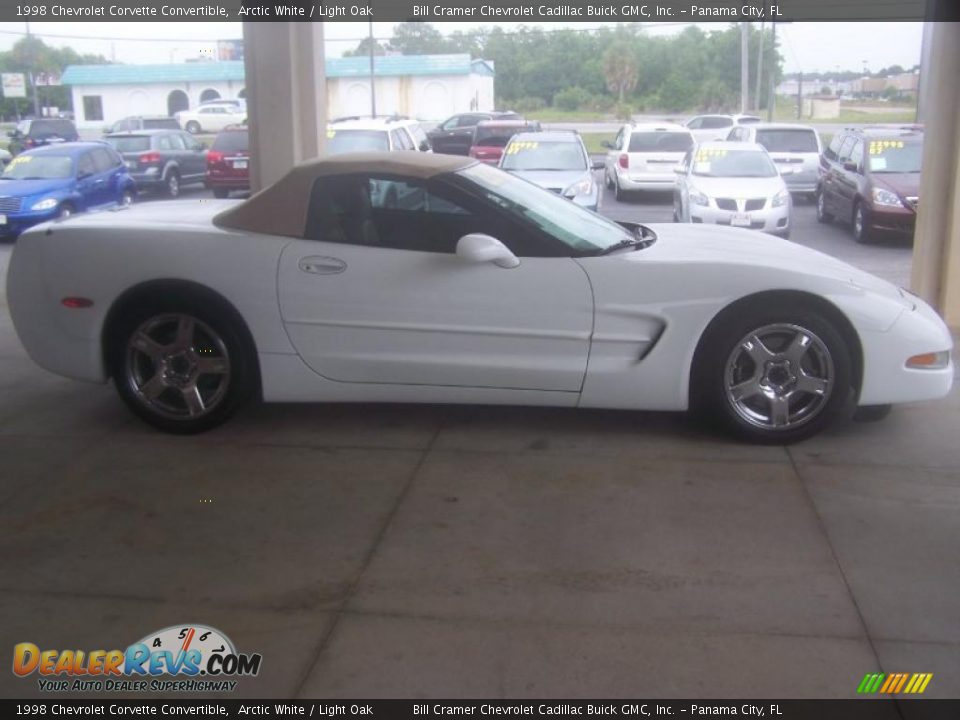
<box><xmin>326</xmin><ymin>130</ymin><xmax>336</xmax><ymax>139</ymax></box>
<box><xmin>8</xmin><ymin>155</ymin><xmax>31</xmax><ymax>166</ymax></box>
<box><xmin>506</xmin><ymin>141</ymin><xmax>538</xmax><ymax>155</ymax></box>
<box><xmin>696</xmin><ymin>148</ymin><xmax>727</xmax><ymax>162</ymax></box>
<box><xmin>869</xmin><ymin>140</ymin><xmax>904</xmax><ymax>154</ymax></box>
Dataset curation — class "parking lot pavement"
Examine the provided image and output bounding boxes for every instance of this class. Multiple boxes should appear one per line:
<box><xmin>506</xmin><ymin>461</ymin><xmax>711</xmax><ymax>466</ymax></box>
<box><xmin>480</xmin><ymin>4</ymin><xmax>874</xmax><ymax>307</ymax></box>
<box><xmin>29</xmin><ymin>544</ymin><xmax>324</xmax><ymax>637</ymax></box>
<box><xmin>0</xmin><ymin>193</ymin><xmax>957</xmax><ymax>700</ymax></box>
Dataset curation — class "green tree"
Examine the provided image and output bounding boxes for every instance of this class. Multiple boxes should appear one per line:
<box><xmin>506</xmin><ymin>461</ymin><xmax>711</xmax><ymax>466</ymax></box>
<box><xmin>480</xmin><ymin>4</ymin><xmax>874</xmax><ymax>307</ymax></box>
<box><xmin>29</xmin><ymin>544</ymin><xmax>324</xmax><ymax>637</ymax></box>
<box><xmin>602</xmin><ymin>41</ymin><xmax>639</xmax><ymax>103</ymax></box>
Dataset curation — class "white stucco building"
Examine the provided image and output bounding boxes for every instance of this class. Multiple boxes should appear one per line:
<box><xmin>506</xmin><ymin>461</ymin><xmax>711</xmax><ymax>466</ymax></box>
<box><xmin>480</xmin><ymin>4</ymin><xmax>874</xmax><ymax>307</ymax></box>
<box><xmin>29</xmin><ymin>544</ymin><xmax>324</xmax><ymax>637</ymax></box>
<box><xmin>61</xmin><ymin>55</ymin><xmax>495</xmax><ymax>130</ymax></box>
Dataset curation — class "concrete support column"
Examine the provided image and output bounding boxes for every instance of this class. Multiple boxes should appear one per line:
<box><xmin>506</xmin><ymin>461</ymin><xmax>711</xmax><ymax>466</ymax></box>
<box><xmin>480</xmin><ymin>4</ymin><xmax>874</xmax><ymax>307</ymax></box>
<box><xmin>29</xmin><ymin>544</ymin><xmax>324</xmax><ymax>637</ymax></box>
<box><xmin>911</xmin><ymin>22</ymin><xmax>960</xmax><ymax>328</ymax></box>
<box><xmin>242</xmin><ymin>22</ymin><xmax>326</xmax><ymax>193</ymax></box>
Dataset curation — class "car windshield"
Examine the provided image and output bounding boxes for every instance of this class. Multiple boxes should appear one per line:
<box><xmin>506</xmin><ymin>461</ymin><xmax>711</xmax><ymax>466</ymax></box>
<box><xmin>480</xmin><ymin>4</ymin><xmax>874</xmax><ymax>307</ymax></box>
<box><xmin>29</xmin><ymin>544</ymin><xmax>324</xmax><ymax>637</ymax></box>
<box><xmin>628</xmin><ymin>132</ymin><xmax>693</xmax><ymax>153</ymax></box>
<box><xmin>105</xmin><ymin>136</ymin><xmax>151</xmax><ymax>152</ymax></box>
<box><xmin>693</xmin><ymin>149</ymin><xmax>777</xmax><ymax>178</ymax></box>
<box><xmin>755</xmin><ymin>129</ymin><xmax>819</xmax><ymax>153</ymax></box>
<box><xmin>500</xmin><ymin>141</ymin><xmax>586</xmax><ymax>171</ymax></box>
<box><xmin>327</xmin><ymin>129</ymin><xmax>389</xmax><ymax>154</ymax></box>
<box><xmin>1</xmin><ymin>154</ymin><xmax>73</xmax><ymax>179</ymax></box>
<box><xmin>456</xmin><ymin>162</ymin><xmax>634</xmax><ymax>254</ymax></box>
<box><xmin>867</xmin><ymin>140</ymin><xmax>922</xmax><ymax>173</ymax></box>
<box><xmin>212</xmin><ymin>131</ymin><xmax>249</xmax><ymax>152</ymax></box>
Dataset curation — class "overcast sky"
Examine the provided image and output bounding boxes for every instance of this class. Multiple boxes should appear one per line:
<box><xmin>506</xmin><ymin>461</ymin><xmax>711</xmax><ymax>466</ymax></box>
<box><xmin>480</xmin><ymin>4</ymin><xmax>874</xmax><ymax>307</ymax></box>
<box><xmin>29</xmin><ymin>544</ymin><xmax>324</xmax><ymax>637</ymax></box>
<box><xmin>0</xmin><ymin>21</ymin><xmax>925</xmax><ymax>74</ymax></box>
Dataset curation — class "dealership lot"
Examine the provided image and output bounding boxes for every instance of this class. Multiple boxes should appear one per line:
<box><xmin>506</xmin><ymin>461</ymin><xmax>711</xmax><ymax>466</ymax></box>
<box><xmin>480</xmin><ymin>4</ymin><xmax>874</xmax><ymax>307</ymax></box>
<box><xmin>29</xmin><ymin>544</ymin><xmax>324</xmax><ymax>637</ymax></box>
<box><xmin>0</xmin><ymin>192</ymin><xmax>957</xmax><ymax>700</ymax></box>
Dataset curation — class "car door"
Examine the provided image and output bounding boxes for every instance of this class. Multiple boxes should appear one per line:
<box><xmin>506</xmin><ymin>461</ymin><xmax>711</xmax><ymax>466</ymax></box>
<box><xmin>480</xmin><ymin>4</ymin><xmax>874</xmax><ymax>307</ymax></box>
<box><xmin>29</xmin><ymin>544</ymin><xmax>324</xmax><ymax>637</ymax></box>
<box><xmin>831</xmin><ymin>136</ymin><xmax>860</xmax><ymax>219</ymax></box>
<box><xmin>178</xmin><ymin>132</ymin><xmax>207</xmax><ymax>181</ymax></box>
<box><xmin>276</xmin><ymin>172</ymin><xmax>593</xmax><ymax>392</ymax></box>
<box><xmin>90</xmin><ymin>147</ymin><xmax>124</xmax><ymax>206</ymax></box>
<box><xmin>74</xmin><ymin>151</ymin><xmax>103</xmax><ymax>209</ymax></box>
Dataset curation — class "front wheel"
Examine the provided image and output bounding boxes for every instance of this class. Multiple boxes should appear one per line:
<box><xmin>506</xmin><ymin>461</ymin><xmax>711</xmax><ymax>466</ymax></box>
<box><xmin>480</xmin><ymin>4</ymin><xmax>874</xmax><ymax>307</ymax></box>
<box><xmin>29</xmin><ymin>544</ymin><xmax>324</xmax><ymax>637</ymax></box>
<box><xmin>185</xmin><ymin>121</ymin><xmax>201</xmax><ymax>134</ymax></box>
<box><xmin>110</xmin><ymin>303</ymin><xmax>255</xmax><ymax>434</ymax></box>
<box><xmin>165</xmin><ymin>171</ymin><xmax>180</xmax><ymax>198</ymax></box>
<box><xmin>852</xmin><ymin>201</ymin><xmax>872</xmax><ymax>244</ymax></box>
<box><xmin>694</xmin><ymin>303</ymin><xmax>852</xmax><ymax>443</ymax></box>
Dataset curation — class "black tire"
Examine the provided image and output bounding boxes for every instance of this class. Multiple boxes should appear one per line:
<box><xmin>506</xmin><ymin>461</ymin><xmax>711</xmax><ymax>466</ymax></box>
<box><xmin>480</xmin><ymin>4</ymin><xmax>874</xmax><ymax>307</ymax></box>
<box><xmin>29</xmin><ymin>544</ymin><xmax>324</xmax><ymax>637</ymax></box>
<box><xmin>853</xmin><ymin>404</ymin><xmax>892</xmax><ymax>423</ymax></box>
<box><xmin>816</xmin><ymin>190</ymin><xmax>834</xmax><ymax>223</ymax></box>
<box><xmin>852</xmin><ymin>201</ymin><xmax>872</xmax><ymax>244</ymax></box>
<box><xmin>109</xmin><ymin>297</ymin><xmax>255</xmax><ymax>434</ymax></box>
<box><xmin>212</xmin><ymin>187</ymin><xmax>229</xmax><ymax>199</ymax></box>
<box><xmin>57</xmin><ymin>203</ymin><xmax>75</xmax><ymax>219</ymax></box>
<box><xmin>185</xmin><ymin>121</ymin><xmax>201</xmax><ymax>135</ymax></box>
<box><xmin>692</xmin><ymin>300</ymin><xmax>853</xmax><ymax>444</ymax></box>
<box><xmin>120</xmin><ymin>189</ymin><xmax>134</xmax><ymax>207</ymax></box>
<box><xmin>605</xmin><ymin>169</ymin><xmax>614</xmax><ymax>190</ymax></box>
<box><xmin>165</xmin><ymin>171</ymin><xmax>181</xmax><ymax>198</ymax></box>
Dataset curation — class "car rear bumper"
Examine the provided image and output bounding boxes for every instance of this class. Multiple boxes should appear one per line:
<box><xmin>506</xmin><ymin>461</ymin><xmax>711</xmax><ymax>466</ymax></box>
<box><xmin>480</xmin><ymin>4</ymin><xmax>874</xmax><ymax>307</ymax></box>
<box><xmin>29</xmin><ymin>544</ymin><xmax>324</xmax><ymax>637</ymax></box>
<box><xmin>616</xmin><ymin>173</ymin><xmax>675</xmax><ymax>191</ymax></box>
<box><xmin>205</xmin><ymin>176</ymin><xmax>250</xmax><ymax>189</ymax></box>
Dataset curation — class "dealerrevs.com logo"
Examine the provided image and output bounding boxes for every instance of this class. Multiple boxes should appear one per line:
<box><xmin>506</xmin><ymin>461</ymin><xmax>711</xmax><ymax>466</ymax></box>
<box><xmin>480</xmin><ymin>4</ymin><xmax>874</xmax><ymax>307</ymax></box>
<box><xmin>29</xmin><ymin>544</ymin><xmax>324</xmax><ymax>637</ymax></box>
<box><xmin>12</xmin><ymin>624</ymin><xmax>262</xmax><ymax>693</ymax></box>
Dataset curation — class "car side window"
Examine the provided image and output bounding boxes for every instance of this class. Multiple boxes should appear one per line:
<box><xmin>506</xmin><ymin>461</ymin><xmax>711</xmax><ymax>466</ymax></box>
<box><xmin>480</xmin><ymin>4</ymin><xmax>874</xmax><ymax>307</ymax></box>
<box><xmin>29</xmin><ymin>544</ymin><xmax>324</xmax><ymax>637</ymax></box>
<box><xmin>837</xmin><ymin>136</ymin><xmax>857</xmax><ymax>163</ymax></box>
<box><xmin>686</xmin><ymin>117</ymin><xmax>703</xmax><ymax>130</ymax></box>
<box><xmin>168</xmin><ymin>134</ymin><xmax>186</xmax><ymax>150</ymax></box>
<box><xmin>825</xmin><ymin>133</ymin><xmax>844</xmax><ymax>161</ymax></box>
<box><xmin>157</xmin><ymin>135</ymin><xmax>173</xmax><ymax>151</ymax></box>
<box><xmin>848</xmin><ymin>140</ymin><xmax>864</xmax><ymax>171</ymax></box>
<box><xmin>440</xmin><ymin>117</ymin><xmax>458</xmax><ymax>131</ymax></box>
<box><xmin>614</xmin><ymin>128</ymin><xmax>626</xmax><ymax>150</ymax></box>
<box><xmin>702</xmin><ymin>117</ymin><xmax>732</xmax><ymax>129</ymax></box>
<box><xmin>77</xmin><ymin>152</ymin><xmax>97</xmax><ymax>177</ymax></box>
<box><xmin>181</xmin><ymin>133</ymin><xmax>201</xmax><ymax>150</ymax></box>
<box><xmin>91</xmin><ymin>148</ymin><xmax>117</xmax><ymax>173</ymax></box>
<box><xmin>306</xmin><ymin>174</ymin><xmax>536</xmax><ymax>255</ymax></box>
<box><xmin>390</xmin><ymin>129</ymin><xmax>414</xmax><ymax>151</ymax></box>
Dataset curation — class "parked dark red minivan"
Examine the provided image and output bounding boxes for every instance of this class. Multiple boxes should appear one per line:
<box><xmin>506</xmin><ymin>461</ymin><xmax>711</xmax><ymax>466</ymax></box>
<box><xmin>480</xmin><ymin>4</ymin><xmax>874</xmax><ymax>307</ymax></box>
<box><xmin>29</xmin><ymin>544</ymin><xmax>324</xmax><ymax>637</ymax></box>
<box><xmin>205</xmin><ymin>125</ymin><xmax>249</xmax><ymax>199</ymax></box>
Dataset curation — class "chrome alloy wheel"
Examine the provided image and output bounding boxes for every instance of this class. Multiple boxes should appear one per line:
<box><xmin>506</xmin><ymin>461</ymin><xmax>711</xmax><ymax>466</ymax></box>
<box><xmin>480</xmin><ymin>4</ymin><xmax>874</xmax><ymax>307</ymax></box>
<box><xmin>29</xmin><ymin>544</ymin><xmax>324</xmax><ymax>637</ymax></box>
<box><xmin>724</xmin><ymin>323</ymin><xmax>834</xmax><ymax>430</ymax></box>
<box><xmin>124</xmin><ymin>314</ymin><xmax>231</xmax><ymax>420</ymax></box>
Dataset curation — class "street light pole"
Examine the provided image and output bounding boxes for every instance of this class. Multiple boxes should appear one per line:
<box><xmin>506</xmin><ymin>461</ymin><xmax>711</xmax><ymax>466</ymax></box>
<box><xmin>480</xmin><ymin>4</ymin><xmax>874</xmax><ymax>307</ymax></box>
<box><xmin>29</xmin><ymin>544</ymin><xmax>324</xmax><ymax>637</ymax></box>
<box><xmin>26</xmin><ymin>22</ymin><xmax>40</xmax><ymax>118</ymax></box>
<box><xmin>740</xmin><ymin>22</ymin><xmax>749</xmax><ymax>113</ymax></box>
<box><xmin>767</xmin><ymin>21</ymin><xmax>776</xmax><ymax>122</ymax></box>
<box><xmin>368</xmin><ymin>19</ymin><xmax>376</xmax><ymax>117</ymax></box>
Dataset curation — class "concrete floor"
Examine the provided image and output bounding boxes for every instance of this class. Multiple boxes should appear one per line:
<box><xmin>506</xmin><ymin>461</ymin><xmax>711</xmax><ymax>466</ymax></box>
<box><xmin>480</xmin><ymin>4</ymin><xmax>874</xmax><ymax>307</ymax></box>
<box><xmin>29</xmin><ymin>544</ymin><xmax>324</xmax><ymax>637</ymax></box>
<box><xmin>0</xmin><ymin>203</ymin><xmax>958</xmax><ymax>700</ymax></box>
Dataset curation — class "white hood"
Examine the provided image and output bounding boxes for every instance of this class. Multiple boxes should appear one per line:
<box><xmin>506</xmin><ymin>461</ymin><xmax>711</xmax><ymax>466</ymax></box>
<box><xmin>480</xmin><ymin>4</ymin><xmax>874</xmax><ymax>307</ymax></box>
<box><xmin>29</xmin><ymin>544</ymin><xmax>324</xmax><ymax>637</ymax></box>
<box><xmin>689</xmin><ymin>174</ymin><xmax>785</xmax><ymax>200</ymax></box>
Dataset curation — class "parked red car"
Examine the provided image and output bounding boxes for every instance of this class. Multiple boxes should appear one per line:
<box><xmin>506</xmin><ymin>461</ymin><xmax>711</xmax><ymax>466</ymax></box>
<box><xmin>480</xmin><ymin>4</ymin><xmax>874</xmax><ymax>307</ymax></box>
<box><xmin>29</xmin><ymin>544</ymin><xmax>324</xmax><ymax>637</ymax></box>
<box><xmin>205</xmin><ymin>125</ymin><xmax>249</xmax><ymax>198</ymax></box>
<box><xmin>468</xmin><ymin>120</ymin><xmax>540</xmax><ymax>165</ymax></box>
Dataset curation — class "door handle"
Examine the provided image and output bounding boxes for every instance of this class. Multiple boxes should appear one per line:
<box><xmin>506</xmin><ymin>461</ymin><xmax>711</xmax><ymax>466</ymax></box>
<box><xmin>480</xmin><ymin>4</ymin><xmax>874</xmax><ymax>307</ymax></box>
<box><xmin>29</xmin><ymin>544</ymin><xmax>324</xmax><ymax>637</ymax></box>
<box><xmin>299</xmin><ymin>256</ymin><xmax>346</xmax><ymax>275</ymax></box>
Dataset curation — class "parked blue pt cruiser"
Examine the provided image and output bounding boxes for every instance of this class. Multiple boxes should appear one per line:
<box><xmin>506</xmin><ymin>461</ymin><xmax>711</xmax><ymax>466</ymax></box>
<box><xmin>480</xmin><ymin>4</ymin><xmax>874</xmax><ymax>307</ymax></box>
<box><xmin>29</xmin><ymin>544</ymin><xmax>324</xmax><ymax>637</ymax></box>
<box><xmin>0</xmin><ymin>142</ymin><xmax>136</xmax><ymax>239</ymax></box>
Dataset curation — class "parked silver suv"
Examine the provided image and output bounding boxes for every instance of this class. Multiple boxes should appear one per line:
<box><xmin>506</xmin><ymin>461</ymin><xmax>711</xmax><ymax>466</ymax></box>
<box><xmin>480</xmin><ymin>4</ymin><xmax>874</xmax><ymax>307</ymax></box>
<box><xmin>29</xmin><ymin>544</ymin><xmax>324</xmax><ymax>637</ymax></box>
<box><xmin>727</xmin><ymin>122</ymin><xmax>822</xmax><ymax>198</ymax></box>
<box><xmin>602</xmin><ymin>122</ymin><xmax>694</xmax><ymax>200</ymax></box>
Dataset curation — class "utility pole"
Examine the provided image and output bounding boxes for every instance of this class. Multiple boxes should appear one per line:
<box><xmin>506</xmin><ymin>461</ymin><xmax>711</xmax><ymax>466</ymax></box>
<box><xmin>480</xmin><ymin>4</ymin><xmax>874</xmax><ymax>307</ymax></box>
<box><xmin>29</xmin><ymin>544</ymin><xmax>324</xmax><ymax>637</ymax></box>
<box><xmin>754</xmin><ymin>21</ymin><xmax>765</xmax><ymax>112</ymax></box>
<box><xmin>26</xmin><ymin>22</ymin><xmax>40</xmax><ymax>118</ymax></box>
<box><xmin>767</xmin><ymin>22</ymin><xmax>777</xmax><ymax>122</ymax></box>
<box><xmin>368</xmin><ymin>19</ymin><xmax>376</xmax><ymax>117</ymax></box>
<box><xmin>740</xmin><ymin>22</ymin><xmax>749</xmax><ymax>113</ymax></box>
<box><xmin>796</xmin><ymin>71</ymin><xmax>803</xmax><ymax>119</ymax></box>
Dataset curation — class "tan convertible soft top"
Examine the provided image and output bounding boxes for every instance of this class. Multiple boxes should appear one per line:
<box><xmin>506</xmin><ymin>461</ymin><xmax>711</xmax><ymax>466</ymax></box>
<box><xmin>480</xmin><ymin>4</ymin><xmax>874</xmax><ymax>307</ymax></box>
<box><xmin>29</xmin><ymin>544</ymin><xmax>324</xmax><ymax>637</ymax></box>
<box><xmin>213</xmin><ymin>152</ymin><xmax>476</xmax><ymax>238</ymax></box>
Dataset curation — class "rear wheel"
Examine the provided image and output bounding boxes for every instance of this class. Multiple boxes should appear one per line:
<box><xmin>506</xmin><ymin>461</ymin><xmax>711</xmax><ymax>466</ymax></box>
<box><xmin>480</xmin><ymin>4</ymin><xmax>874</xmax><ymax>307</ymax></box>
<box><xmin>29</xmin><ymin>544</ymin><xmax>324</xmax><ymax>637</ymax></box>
<box><xmin>185</xmin><ymin>121</ymin><xmax>201</xmax><ymax>134</ymax></box>
<box><xmin>614</xmin><ymin>177</ymin><xmax>626</xmax><ymax>202</ymax></box>
<box><xmin>605</xmin><ymin>169</ymin><xmax>614</xmax><ymax>190</ymax></box>
<box><xmin>816</xmin><ymin>190</ymin><xmax>834</xmax><ymax>223</ymax></box>
<box><xmin>120</xmin><ymin>189</ymin><xmax>134</xmax><ymax>207</ymax></box>
<box><xmin>165</xmin><ymin>171</ymin><xmax>180</xmax><ymax>198</ymax></box>
<box><xmin>212</xmin><ymin>187</ymin><xmax>229</xmax><ymax>199</ymax></box>
<box><xmin>110</xmin><ymin>300</ymin><xmax>254</xmax><ymax>434</ymax></box>
<box><xmin>693</xmin><ymin>302</ymin><xmax>852</xmax><ymax>443</ymax></box>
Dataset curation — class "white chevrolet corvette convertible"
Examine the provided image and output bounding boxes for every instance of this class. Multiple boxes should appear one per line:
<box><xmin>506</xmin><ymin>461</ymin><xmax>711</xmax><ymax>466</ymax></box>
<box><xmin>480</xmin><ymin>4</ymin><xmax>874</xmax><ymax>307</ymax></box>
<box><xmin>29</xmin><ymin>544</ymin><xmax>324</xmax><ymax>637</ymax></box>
<box><xmin>6</xmin><ymin>153</ymin><xmax>954</xmax><ymax>442</ymax></box>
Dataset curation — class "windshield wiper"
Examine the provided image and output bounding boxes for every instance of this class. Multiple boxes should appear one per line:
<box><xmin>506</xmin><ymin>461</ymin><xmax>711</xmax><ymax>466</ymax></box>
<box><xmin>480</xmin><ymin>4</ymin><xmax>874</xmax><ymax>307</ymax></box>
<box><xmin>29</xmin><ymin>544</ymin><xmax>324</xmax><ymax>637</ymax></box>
<box><xmin>598</xmin><ymin>225</ymin><xmax>656</xmax><ymax>255</ymax></box>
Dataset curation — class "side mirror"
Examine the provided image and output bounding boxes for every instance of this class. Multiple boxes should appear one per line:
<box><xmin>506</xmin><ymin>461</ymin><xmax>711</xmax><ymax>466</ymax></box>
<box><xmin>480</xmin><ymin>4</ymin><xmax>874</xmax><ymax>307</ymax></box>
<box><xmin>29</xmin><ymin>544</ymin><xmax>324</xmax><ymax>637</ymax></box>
<box><xmin>455</xmin><ymin>233</ymin><xmax>520</xmax><ymax>269</ymax></box>
<box><xmin>843</xmin><ymin>161</ymin><xmax>859</xmax><ymax>173</ymax></box>
<box><xmin>600</xmin><ymin>140</ymin><xmax>614</xmax><ymax>150</ymax></box>
<box><xmin>591</xmin><ymin>159</ymin><xmax>605</xmax><ymax>170</ymax></box>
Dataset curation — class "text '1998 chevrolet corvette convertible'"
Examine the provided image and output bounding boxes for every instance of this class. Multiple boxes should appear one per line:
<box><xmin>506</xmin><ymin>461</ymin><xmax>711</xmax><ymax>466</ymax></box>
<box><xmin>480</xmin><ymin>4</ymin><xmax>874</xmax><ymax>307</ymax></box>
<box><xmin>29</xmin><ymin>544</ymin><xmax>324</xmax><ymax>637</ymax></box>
<box><xmin>6</xmin><ymin>153</ymin><xmax>953</xmax><ymax>442</ymax></box>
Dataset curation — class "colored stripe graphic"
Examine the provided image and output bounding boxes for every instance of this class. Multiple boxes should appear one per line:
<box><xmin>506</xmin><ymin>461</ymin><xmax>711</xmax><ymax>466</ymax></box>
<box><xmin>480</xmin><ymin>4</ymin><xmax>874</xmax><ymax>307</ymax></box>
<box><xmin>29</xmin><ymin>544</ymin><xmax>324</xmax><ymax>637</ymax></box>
<box><xmin>857</xmin><ymin>672</ymin><xmax>932</xmax><ymax>694</ymax></box>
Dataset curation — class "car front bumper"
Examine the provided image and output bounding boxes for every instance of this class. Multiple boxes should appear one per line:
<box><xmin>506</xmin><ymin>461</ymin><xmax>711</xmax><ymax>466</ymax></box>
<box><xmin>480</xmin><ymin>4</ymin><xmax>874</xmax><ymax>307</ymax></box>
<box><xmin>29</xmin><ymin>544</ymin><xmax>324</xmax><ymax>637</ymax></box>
<box><xmin>0</xmin><ymin>207</ymin><xmax>59</xmax><ymax>239</ymax></box>
<box><xmin>858</xmin><ymin>293</ymin><xmax>954</xmax><ymax>405</ymax></box>
<box><xmin>689</xmin><ymin>202</ymin><xmax>791</xmax><ymax>236</ymax></box>
<box><xmin>865</xmin><ymin>203</ymin><xmax>917</xmax><ymax>235</ymax></box>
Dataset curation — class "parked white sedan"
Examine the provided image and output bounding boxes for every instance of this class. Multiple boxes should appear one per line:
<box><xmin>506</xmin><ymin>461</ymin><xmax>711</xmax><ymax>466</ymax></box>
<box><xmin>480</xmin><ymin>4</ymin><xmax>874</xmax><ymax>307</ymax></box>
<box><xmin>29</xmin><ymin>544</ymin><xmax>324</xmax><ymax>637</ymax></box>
<box><xmin>673</xmin><ymin>142</ymin><xmax>793</xmax><ymax>237</ymax></box>
<box><xmin>6</xmin><ymin>154</ymin><xmax>953</xmax><ymax>442</ymax></box>
<box><xmin>176</xmin><ymin>105</ymin><xmax>246</xmax><ymax>134</ymax></box>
